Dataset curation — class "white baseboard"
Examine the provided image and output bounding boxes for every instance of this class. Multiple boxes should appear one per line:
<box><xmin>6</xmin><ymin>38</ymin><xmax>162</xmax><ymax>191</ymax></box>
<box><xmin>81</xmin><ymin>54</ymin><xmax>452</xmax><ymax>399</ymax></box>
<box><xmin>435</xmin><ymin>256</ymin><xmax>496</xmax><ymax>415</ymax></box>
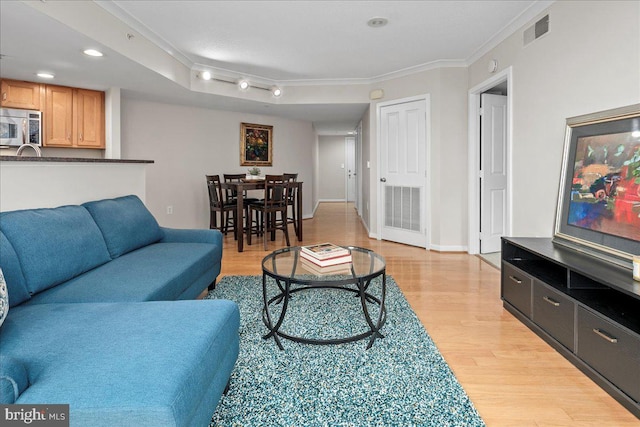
<box><xmin>429</xmin><ymin>244</ymin><xmax>469</xmax><ymax>253</ymax></box>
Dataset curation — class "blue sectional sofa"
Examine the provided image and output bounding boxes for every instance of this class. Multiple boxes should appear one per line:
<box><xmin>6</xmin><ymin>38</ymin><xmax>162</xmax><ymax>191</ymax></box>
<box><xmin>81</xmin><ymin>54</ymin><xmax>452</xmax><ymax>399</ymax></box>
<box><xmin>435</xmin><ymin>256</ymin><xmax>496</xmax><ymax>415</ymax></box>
<box><xmin>0</xmin><ymin>195</ymin><xmax>240</xmax><ymax>427</ymax></box>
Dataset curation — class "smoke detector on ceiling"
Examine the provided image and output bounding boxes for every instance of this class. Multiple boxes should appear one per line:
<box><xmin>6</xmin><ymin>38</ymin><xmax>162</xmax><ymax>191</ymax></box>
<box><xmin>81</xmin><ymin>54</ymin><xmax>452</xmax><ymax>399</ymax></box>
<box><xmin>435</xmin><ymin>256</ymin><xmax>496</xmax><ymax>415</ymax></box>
<box><xmin>367</xmin><ymin>17</ymin><xmax>388</xmax><ymax>28</ymax></box>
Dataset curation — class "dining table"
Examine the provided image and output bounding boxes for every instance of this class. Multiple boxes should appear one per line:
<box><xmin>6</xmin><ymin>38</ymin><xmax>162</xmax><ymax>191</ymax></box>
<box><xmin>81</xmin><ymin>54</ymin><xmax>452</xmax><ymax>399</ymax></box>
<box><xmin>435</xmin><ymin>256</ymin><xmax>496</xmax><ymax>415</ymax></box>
<box><xmin>221</xmin><ymin>179</ymin><xmax>303</xmax><ymax>252</ymax></box>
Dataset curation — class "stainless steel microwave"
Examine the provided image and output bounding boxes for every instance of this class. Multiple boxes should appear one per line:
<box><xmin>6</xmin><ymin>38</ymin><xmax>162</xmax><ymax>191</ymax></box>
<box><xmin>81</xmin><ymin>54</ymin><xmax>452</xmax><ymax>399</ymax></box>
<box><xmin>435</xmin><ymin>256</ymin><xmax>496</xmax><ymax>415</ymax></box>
<box><xmin>0</xmin><ymin>108</ymin><xmax>42</xmax><ymax>147</ymax></box>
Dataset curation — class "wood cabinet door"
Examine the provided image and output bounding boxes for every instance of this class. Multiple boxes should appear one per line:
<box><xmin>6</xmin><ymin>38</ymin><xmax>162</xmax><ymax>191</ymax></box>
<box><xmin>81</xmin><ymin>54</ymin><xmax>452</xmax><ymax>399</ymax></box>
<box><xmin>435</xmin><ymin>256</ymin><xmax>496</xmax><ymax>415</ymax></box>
<box><xmin>74</xmin><ymin>89</ymin><xmax>104</xmax><ymax>148</ymax></box>
<box><xmin>1</xmin><ymin>79</ymin><xmax>44</xmax><ymax>110</ymax></box>
<box><xmin>44</xmin><ymin>85</ymin><xmax>74</xmax><ymax>147</ymax></box>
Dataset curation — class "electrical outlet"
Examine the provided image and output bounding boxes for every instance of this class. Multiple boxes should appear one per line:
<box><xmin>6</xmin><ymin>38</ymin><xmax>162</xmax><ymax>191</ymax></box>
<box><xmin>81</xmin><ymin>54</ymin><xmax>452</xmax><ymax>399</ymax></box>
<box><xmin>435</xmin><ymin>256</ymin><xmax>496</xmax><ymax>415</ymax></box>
<box><xmin>166</xmin><ymin>206</ymin><xmax>173</xmax><ymax>215</ymax></box>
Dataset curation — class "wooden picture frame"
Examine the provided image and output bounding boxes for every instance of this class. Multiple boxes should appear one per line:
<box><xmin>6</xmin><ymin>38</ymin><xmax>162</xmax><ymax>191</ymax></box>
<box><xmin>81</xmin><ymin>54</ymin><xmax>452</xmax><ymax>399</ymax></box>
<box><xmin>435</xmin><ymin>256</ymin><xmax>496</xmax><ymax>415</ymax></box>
<box><xmin>240</xmin><ymin>122</ymin><xmax>273</xmax><ymax>166</ymax></box>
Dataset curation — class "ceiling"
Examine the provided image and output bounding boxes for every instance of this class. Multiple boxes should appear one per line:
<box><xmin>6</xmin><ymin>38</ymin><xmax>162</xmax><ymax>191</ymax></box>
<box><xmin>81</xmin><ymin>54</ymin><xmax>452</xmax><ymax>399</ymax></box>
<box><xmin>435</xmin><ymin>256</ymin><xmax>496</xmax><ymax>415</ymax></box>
<box><xmin>0</xmin><ymin>1</ymin><xmax>547</xmax><ymax>134</ymax></box>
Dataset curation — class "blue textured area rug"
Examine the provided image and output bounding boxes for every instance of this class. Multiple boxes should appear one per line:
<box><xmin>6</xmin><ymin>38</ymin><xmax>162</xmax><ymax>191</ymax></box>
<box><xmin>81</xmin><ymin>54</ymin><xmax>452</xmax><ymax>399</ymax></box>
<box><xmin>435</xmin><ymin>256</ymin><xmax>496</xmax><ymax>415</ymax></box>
<box><xmin>207</xmin><ymin>275</ymin><xmax>485</xmax><ymax>427</ymax></box>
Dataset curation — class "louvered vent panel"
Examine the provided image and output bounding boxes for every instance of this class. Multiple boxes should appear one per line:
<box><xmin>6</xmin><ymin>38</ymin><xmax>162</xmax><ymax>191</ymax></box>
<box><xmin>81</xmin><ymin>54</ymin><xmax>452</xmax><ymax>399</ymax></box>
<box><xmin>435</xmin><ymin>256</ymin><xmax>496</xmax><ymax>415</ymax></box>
<box><xmin>524</xmin><ymin>14</ymin><xmax>549</xmax><ymax>46</ymax></box>
<box><xmin>384</xmin><ymin>185</ymin><xmax>421</xmax><ymax>231</ymax></box>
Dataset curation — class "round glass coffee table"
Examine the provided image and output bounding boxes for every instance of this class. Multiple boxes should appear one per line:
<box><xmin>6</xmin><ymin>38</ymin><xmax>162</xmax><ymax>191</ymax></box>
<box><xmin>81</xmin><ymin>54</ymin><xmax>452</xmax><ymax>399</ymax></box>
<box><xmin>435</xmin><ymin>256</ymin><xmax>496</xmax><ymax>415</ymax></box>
<box><xmin>261</xmin><ymin>246</ymin><xmax>386</xmax><ymax>350</ymax></box>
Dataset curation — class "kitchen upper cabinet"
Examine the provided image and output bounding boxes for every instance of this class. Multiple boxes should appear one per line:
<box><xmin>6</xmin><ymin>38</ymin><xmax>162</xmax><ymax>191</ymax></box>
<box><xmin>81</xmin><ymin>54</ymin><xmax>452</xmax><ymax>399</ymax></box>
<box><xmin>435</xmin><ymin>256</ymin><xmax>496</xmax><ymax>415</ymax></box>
<box><xmin>74</xmin><ymin>89</ymin><xmax>104</xmax><ymax>149</ymax></box>
<box><xmin>44</xmin><ymin>85</ymin><xmax>104</xmax><ymax>149</ymax></box>
<box><xmin>45</xmin><ymin>85</ymin><xmax>74</xmax><ymax>147</ymax></box>
<box><xmin>1</xmin><ymin>79</ymin><xmax>44</xmax><ymax>110</ymax></box>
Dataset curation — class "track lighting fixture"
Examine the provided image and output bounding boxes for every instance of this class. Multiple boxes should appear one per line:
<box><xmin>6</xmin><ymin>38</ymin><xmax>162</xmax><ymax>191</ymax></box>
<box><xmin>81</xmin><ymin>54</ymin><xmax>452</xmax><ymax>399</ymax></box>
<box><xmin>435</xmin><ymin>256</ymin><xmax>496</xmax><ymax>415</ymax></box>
<box><xmin>197</xmin><ymin>72</ymin><xmax>282</xmax><ymax>97</ymax></box>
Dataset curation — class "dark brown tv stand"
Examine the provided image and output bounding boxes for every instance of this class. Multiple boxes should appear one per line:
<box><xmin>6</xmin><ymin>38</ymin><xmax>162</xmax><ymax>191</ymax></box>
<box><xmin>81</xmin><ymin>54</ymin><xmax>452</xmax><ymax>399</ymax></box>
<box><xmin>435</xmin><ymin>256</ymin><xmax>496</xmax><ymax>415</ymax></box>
<box><xmin>501</xmin><ymin>237</ymin><xmax>640</xmax><ymax>417</ymax></box>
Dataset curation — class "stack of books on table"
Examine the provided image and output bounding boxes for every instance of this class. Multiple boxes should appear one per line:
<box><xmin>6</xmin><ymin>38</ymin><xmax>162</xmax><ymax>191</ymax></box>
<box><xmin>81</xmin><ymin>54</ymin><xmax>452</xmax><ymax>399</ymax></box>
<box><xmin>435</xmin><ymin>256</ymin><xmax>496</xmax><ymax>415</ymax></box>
<box><xmin>299</xmin><ymin>243</ymin><xmax>352</xmax><ymax>274</ymax></box>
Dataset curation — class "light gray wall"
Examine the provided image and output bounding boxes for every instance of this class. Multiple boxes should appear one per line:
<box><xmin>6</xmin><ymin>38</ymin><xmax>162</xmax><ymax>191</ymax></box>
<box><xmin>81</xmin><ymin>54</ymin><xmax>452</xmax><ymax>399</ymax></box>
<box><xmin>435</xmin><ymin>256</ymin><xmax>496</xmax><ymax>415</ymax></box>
<box><xmin>120</xmin><ymin>98</ymin><xmax>316</xmax><ymax>228</ymax></box>
<box><xmin>365</xmin><ymin>66</ymin><xmax>469</xmax><ymax>250</ymax></box>
<box><xmin>468</xmin><ymin>0</ymin><xmax>640</xmax><ymax>237</ymax></box>
<box><xmin>355</xmin><ymin>0</ymin><xmax>639</xmax><ymax>250</ymax></box>
<box><xmin>318</xmin><ymin>135</ymin><xmax>346</xmax><ymax>200</ymax></box>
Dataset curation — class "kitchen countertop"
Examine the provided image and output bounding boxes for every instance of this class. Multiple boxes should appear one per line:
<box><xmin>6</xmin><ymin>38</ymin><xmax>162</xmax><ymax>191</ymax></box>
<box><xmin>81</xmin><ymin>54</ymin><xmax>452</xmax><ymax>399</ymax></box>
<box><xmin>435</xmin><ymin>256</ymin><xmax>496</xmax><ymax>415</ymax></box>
<box><xmin>0</xmin><ymin>156</ymin><xmax>153</xmax><ymax>164</ymax></box>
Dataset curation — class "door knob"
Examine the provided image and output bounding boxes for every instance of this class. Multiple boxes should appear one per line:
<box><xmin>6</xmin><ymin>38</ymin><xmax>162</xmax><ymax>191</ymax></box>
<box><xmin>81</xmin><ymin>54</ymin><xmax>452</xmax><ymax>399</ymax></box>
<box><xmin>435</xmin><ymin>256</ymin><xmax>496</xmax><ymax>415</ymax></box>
<box><xmin>380</xmin><ymin>178</ymin><xmax>386</xmax><ymax>182</ymax></box>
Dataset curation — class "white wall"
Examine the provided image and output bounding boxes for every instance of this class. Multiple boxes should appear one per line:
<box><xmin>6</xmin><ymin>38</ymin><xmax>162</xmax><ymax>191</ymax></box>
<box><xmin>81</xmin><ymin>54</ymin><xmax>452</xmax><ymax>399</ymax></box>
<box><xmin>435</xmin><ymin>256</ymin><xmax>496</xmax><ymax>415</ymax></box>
<box><xmin>365</xmin><ymin>66</ymin><xmax>469</xmax><ymax>249</ymax></box>
<box><xmin>317</xmin><ymin>135</ymin><xmax>346</xmax><ymax>200</ymax></box>
<box><xmin>120</xmin><ymin>99</ymin><xmax>316</xmax><ymax>228</ymax></box>
<box><xmin>468</xmin><ymin>0</ymin><xmax>640</xmax><ymax>237</ymax></box>
<box><xmin>0</xmin><ymin>162</ymin><xmax>146</xmax><ymax>211</ymax></box>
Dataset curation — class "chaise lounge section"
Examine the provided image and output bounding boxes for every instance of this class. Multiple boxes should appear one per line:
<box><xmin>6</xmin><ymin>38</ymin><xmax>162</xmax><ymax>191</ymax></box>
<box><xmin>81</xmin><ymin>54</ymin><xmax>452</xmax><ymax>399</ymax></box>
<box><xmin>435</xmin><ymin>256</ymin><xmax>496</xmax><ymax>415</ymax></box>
<box><xmin>0</xmin><ymin>195</ymin><xmax>239</xmax><ymax>426</ymax></box>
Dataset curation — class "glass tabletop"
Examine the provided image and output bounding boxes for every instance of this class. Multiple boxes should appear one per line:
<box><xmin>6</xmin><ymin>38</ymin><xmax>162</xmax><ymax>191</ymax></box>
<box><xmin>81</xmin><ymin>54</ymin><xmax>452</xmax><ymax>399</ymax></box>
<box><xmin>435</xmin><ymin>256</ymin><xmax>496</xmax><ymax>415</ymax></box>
<box><xmin>262</xmin><ymin>246</ymin><xmax>385</xmax><ymax>282</ymax></box>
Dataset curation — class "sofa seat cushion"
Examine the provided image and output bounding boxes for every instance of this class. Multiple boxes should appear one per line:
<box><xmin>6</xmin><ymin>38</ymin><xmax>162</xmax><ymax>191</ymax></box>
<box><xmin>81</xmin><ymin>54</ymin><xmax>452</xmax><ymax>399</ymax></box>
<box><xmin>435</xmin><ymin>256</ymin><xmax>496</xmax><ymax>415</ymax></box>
<box><xmin>0</xmin><ymin>300</ymin><xmax>240</xmax><ymax>426</ymax></box>
<box><xmin>24</xmin><ymin>242</ymin><xmax>221</xmax><ymax>305</ymax></box>
<box><xmin>83</xmin><ymin>195</ymin><xmax>164</xmax><ymax>259</ymax></box>
<box><xmin>0</xmin><ymin>206</ymin><xmax>111</xmax><ymax>295</ymax></box>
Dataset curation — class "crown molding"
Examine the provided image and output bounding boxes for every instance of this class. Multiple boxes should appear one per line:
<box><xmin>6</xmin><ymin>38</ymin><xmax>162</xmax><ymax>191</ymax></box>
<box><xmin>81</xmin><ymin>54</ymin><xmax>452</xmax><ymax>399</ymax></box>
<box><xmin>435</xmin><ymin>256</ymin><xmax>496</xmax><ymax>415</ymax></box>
<box><xmin>97</xmin><ymin>0</ymin><xmax>556</xmax><ymax>87</ymax></box>
<box><xmin>95</xmin><ymin>0</ymin><xmax>193</xmax><ymax>68</ymax></box>
<box><xmin>466</xmin><ymin>0</ymin><xmax>555</xmax><ymax>65</ymax></box>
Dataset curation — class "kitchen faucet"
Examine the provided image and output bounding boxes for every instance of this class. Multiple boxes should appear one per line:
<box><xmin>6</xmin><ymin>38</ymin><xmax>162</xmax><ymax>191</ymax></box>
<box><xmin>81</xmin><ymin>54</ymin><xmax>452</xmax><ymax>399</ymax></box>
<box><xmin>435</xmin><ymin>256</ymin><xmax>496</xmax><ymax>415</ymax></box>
<box><xmin>16</xmin><ymin>143</ymin><xmax>42</xmax><ymax>157</ymax></box>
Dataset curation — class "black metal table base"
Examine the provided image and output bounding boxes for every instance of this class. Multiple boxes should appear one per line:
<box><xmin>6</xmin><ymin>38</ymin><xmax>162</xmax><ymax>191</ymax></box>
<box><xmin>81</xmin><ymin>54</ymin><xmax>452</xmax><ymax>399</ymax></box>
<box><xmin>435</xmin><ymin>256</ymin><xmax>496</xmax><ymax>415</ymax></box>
<box><xmin>262</xmin><ymin>273</ymin><xmax>387</xmax><ymax>350</ymax></box>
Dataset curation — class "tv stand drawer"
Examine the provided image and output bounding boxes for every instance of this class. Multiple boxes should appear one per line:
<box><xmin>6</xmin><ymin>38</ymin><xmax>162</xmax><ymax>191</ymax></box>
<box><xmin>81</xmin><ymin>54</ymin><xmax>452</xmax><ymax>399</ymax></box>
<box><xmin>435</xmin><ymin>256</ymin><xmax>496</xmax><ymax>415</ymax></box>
<box><xmin>577</xmin><ymin>307</ymin><xmax>640</xmax><ymax>403</ymax></box>
<box><xmin>533</xmin><ymin>281</ymin><xmax>575</xmax><ymax>351</ymax></box>
<box><xmin>502</xmin><ymin>262</ymin><xmax>532</xmax><ymax>318</ymax></box>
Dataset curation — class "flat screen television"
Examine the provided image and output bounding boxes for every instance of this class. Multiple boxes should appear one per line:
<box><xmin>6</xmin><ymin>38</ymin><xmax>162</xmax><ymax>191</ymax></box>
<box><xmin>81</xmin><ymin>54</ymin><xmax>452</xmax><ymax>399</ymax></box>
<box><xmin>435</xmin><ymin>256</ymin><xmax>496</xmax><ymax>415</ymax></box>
<box><xmin>554</xmin><ymin>103</ymin><xmax>640</xmax><ymax>268</ymax></box>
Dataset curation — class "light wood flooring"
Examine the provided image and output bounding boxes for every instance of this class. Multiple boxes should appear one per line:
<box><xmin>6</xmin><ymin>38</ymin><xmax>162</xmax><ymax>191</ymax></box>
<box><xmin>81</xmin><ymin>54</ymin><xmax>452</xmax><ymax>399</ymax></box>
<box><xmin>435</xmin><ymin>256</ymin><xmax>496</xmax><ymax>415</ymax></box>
<box><xmin>218</xmin><ymin>202</ymin><xmax>640</xmax><ymax>427</ymax></box>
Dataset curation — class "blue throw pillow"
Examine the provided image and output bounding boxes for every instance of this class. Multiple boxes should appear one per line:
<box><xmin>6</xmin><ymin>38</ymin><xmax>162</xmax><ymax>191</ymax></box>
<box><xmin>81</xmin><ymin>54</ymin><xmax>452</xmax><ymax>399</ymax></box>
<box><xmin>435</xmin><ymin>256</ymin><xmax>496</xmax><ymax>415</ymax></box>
<box><xmin>0</xmin><ymin>268</ymin><xmax>7</xmax><ymax>327</ymax></box>
<box><xmin>0</xmin><ymin>356</ymin><xmax>29</xmax><ymax>404</ymax></box>
<box><xmin>0</xmin><ymin>231</ymin><xmax>30</xmax><ymax>307</ymax></box>
<box><xmin>83</xmin><ymin>195</ymin><xmax>164</xmax><ymax>258</ymax></box>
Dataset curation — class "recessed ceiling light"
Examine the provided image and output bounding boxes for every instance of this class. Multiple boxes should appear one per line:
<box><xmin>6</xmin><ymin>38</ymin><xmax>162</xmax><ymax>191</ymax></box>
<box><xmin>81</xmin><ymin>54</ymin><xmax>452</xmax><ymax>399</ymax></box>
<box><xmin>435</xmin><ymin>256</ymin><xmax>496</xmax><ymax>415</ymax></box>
<box><xmin>83</xmin><ymin>49</ymin><xmax>103</xmax><ymax>57</ymax></box>
<box><xmin>367</xmin><ymin>17</ymin><xmax>388</xmax><ymax>28</ymax></box>
<box><xmin>36</xmin><ymin>72</ymin><xmax>54</xmax><ymax>79</ymax></box>
<box><xmin>238</xmin><ymin>80</ymin><xmax>250</xmax><ymax>91</ymax></box>
<box><xmin>200</xmin><ymin>71</ymin><xmax>212</xmax><ymax>80</ymax></box>
<box><xmin>271</xmin><ymin>86</ymin><xmax>282</xmax><ymax>97</ymax></box>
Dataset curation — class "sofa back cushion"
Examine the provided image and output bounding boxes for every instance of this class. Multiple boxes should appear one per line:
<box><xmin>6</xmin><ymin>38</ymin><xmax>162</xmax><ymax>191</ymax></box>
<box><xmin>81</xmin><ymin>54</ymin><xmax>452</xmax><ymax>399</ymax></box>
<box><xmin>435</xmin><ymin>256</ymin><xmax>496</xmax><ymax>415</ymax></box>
<box><xmin>0</xmin><ymin>231</ymin><xmax>30</xmax><ymax>307</ymax></box>
<box><xmin>83</xmin><ymin>195</ymin><xmax>163</xmax><ymax>259</ymax></box>
<box><xmin>0</xmin><ymin>206</ymin><xmax>111</xmax><ymax>295</ymax></box>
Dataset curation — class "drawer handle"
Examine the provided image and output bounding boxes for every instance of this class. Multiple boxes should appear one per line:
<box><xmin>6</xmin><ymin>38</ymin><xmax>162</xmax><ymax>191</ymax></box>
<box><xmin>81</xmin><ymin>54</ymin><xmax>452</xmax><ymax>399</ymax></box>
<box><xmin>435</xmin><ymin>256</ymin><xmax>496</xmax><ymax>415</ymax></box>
<box><xmin>592</xmin><ymin>328</ymin><xmax>618</xmax><ymax>344</ymax></box>
<box><xmin>509</xmin><ymin>275</ymin><xmax>522</xmax><ymax>284</ymax></box>
<box><xmin>543</xmin><ymin>296</ymin><xmax>560</xmax><ymax>307</ymax></box>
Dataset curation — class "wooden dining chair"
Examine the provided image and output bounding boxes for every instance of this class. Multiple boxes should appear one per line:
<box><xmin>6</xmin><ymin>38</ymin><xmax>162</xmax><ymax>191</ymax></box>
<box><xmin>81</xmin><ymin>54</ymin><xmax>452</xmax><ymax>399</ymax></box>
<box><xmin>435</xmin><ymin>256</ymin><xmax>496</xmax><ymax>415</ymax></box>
<box><xmin>247</xmin><ymin>174</ymin><xmax>290</xmax><ymax>250</ymax></box>
<box><xmin>205</xmin><ymin>175</ymin><xmax>238</xmax><ymax>238</ymax></box>
<box><xmin>283</xmin><ymin>172</ymin><xmax>299</xmax><ymax>238</ymax></box>
<box><xmin>223</xmin><ymin>174</ymin><xmax>259</xmax><ymax>234</ymax></box>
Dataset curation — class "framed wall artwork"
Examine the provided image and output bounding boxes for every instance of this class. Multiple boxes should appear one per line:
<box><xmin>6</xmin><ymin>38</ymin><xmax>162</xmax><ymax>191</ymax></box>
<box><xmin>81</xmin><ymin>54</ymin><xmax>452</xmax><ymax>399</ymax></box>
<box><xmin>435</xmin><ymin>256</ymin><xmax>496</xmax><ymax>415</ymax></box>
<box><xmin>240</xmin><ymin>122</ymin><xmax>273</xmax><ymax>166</ymax></box>
<box><xmin>554</xmin><ymin>103</ymin><xmax>640</xmax><ymax>267</ymax></box>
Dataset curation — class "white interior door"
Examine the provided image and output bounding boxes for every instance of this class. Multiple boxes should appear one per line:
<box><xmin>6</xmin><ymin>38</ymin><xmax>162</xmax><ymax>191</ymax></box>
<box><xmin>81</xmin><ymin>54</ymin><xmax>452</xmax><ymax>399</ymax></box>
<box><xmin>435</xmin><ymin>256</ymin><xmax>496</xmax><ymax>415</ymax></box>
<box><xmin>345</xmin><ymin>137</ymin><xmax>356</xmax><ymax>202</ymax></box>
<box><xmin>480</xmin><ymin>93</ymin><xmax>508</xmax><ymax>253</ymax></box>
<box><xmin>356</xmin><ymin>122</ymin><xmax>363</xmax><ymax>215</ymax></box>
<box><xmin>379</xmin><ymin>98</ymin><xmax>428</xmax><ymax>247</ymax></box>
